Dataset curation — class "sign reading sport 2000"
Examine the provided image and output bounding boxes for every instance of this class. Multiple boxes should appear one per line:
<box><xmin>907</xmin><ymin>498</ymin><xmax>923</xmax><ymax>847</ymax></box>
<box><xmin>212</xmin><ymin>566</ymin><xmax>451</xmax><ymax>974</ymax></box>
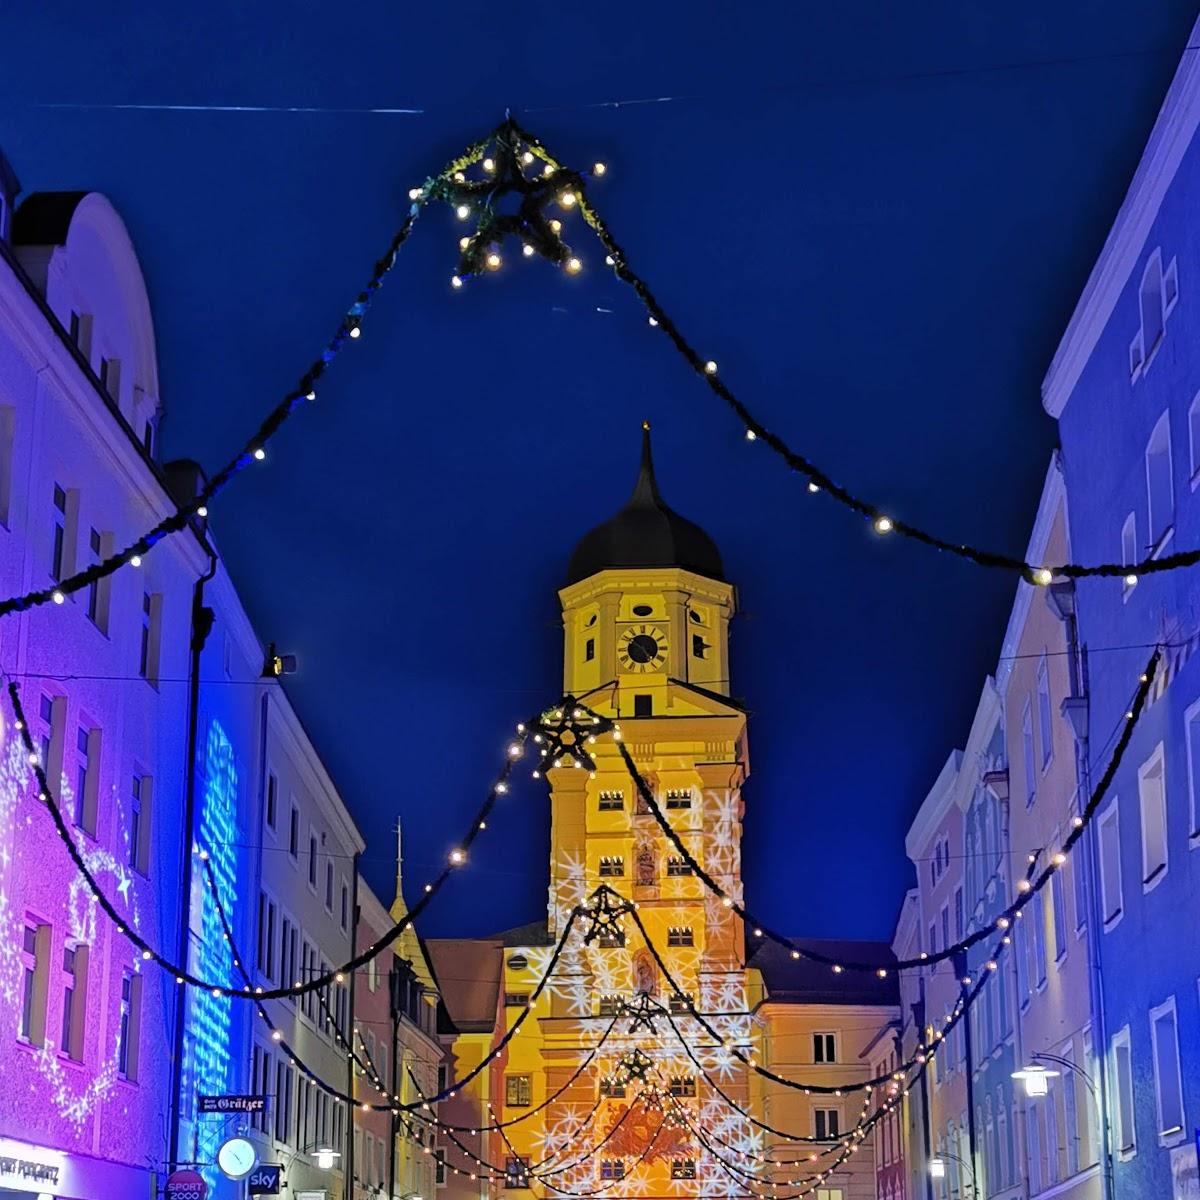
<box><xmin>164</xmin><ymin>1169</ymin><xmax>209</xmax><ymax>1199</ymax></box>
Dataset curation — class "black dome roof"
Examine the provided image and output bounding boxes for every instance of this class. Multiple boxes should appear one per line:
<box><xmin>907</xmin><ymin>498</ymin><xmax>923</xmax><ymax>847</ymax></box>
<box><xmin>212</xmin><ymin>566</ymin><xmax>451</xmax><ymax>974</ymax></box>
<box><xmin>565</xmin><ymin>424</ymin><xmax>724</xmax><ymax>586</ymax></box>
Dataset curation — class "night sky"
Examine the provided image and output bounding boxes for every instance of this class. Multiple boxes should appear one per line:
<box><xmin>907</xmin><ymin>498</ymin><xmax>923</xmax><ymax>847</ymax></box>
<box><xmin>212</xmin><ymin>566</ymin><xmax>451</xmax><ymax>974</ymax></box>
<box><xmin>2</xmin><ymin>3</ymin><xmax>1196</xmax><ymax>941</ymax></box>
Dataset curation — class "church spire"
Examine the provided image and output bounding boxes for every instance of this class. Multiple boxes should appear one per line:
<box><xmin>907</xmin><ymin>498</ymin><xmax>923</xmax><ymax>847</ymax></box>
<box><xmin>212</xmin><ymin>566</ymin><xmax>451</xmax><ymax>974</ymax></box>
<box><xmin>628</xmin><ymin>420</ymin><xmax>663</xmax><ymax>507</ymax></box>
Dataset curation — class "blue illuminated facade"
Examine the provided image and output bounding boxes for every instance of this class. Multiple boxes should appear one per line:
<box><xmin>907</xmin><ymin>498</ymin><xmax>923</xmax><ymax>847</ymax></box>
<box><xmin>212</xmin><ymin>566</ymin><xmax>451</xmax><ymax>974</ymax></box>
<box><xmin>1042</xmin><ymin>19</ymin><xmax>1200</xmax><ymax>1195</ymax></box>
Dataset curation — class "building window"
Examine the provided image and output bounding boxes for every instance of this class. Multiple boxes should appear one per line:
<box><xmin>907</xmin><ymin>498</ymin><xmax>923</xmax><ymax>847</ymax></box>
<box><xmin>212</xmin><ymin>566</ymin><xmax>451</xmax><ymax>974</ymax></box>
<box><xmin>667</xmin><ymin>926</ymin><xmax>694</xmax><ymax>947</ymax></box>
<box><xmin>1187</xmin><ymin>699</ymin><xmax>1200</xmax><ymax>841</ymax></box>
<box><xmin>1139</xmin><ymin>745</ymin><xmax>1168</xmax><ymax>888</ymax></box>
<box><xmin>288</xmin><ymin>805</ymin><xmax>299</xmax><ymax>859</ymax></box>
<box><xmin>117</xmin><ymin>972</ymin><xmax>142</xmax><ymax>1080</ymax></box>
<box><xmin>598</xmin><ymin>790</ymin><xmax>624</xmax><ymax>811</ymax></box>
<box><xmin>584</xmin><ymin>637</ymin><xmax>595</xmax><ymax>662</ymax></box>
<box><xmin>668</xmin><ymin>991</ymin><xmax>693</xmax><ymax>1015</ymax></box>
<box><xmin>1098</xmin><ymin>802</ymin><xmax>1122</xmax><ymax>926</ymax></box>
<box><xmin>1149</xmin><ymin>998</ymin><xmax>1185</xmax><ymax>1142</ymax></box>
<box><xmin>1111</xmin><ymin>1026</ymin><xmax>1136</xmax><ymax>1156</ymax></box>
<box><xmin>51</xmin><ymin>484</ymin><xmax>68</xmax><ymax>580</ymax></box>
<box><xmin>129</xmin><ymin>774</ymin><xmax>151</xmax><ymax>873</ymax></box>
<box><xmin>665</xmin><ymin>789</ymin><xmax>692</xmax><ymax>810</ymax></box>
<box><xmin>813</xmin><ymin>1032</ymin><xmax>837</xmax><ymax>1063</ymax></box>
<box><xmin>1032</xmin><ymin>889</ymin><xmax>1047</xmax><ymax>987</ymax></box>
<box><xmin>340</xmin><ymin>882</ymin><xmax>349</xmax><ymax>931</ymax></box>
<box><xmin>280</xmin><ymin>915</ymin><xmax>298</xmax><ymax>998</ymax></box>
<box><xmin>434</xmin><ymin>1148</ymin><xmax>446</xmax><ymax>1185</ymax></box>
<box><xmin>505</xmin><ymin>1074</ymin><xmax>532</xmax><ymax>1107</ymax></box>
<box><xmin>1121</xmin><ymin>512</ymin><xmax>1138</xmax><ymax>597</ymax></box>
<box><xmin>505</xmin><ymin>992</ymin><xmax>530</xmax><ymax>1009</ymax></box>
<box><xmin>138</xmin><ymin>593</ymin><xmax>162</xmax><ymax>685</ymax></box>
<box><xmin>1022</xmin><ymin>700</ymin><xmax>1036</xmax><ymax>806</ymax></box>
<box><xmin>1072</xmin><ymin>826</ymin><xmax>1090</xmax><ymax>933</ymax></box>
<box><xmin>98</xmin><ymin>356</ymin><xmax>120</xmax><ymax>400</ymax></box>
<box><xmin>86</xmin><ymin>528</ymin><xmax>112</xmax><ymax>631</ymax></box>
<box><xmin>74</xmin><ymin>725</ymin><xmax>99</xmax><ymax>836</ymax></box>
<box><xmin>257</xmin><ymin>892</ymin><xmax>278</xmax><ymax>983</ymax></box>
<box><xmin>275</xmin><ymin>1060</ymin><xmax>292</xmax><ymax>1143</ymax></box>
<box><xmin>19</xmin><ymin>919</ymin><xmax>50</xmax><ymax>1045</ymax></box>
<box><xmin>668</xmin><ymin>1075</ymin><xmax>696</xmax><ymax>1097</ymax></box>
<box><xmin>1138</xmin><ymin>250</ymin><xmax>1166</xmax><ymax>368</ymax></box>
<box><xmin>1145</xmin><ymin>411</ymin><xmax>1174</xmax><ymax>552</ymax></box>
<box><xmin>666</xmin><ymin>856</ymin><xmax>692</xmax><ymax>876</ymax></box>
<box><xmin>265</xmin><ymin>771</ymin><xmax>278</xmax><ymax>831</ymax></box>
<box><xmin>599</xmin><ymin>1160</ymin><xmax>624</xmax><ymax>1181</ymax></box>
<box><xmin>324</xmin><ymin>860</ymin><xmax>334</xmax><ymax>912</ymax></box>
<box><xmin>1190</xmin><ymin>391</ymin><xmax>1200</xmax><ymax>484</ymax></box>
<box><xmin>671</xmin><ymin>1160</ymin><xmax>697</xmax><ymax>1180</ymax></box>
<box><xmin>691</xmin><ymin>634</ymin><xmax>708</xmax><ymax>659</ymax></box>
<box><xmin>598</xmin><ymin>855</ymin><xmax>624</xmax><ymax>878</ymax></box>
<box><xmin>633</xmin><ymin>694</ymin><xmax>652</xmax><ymax>718</ymax></box>
<box><xmin>1051</xmin><ymin>867</ymin><xmax>1067</xmax><ymax>962</ymax></box>
<box><xmin>814</xmin><ymin>1108</ymin><xmax>840</xmax><ymax>1140</ymax></box>
<box><xmin>59</xmin><ymin>943</ymin><xmax>87</xmax><ymax>1060</ymax></box>
<box><xmin>953</xmin><ymin>886</ymin><xmax>964</xmax><ymax>941</ymax></box>
<box><xmin>597</xmin><ymin>994</ymin><xmax>621</xmax><ymax>1016</ymax></box>
<box><xmin>308</xmin><ymin>833</ymin><xmax>318</xmax><ymax>889</ymax></box>
<box><xmin>1036</xmin><ymin>654</ymin><xmax>1053</xmax><ymax>766</ymax></box>
<box><xmin>0</xmin><ymin>405</ymin><xmax>13</xmax><ymax>528</ymax></box>
<box><xmin>599</xmin><ymin>1077</ymin><xmax>626</xmax><ymax>1098</ymax></box>
<box><xmin>597</xmin><ymin>928</ymin><xmax>625</xmax><ymax>949</ymax></box>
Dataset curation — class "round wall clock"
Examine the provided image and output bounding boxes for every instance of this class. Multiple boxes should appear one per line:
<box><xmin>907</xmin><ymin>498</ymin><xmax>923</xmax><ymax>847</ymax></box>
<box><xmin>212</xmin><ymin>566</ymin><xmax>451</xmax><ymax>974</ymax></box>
<box><xmin>618</xmin><ymin>624</ymin><xmax>669</xmax><ymax>673</ymax></box>
<box><xmin>216</xmin><ymin>1136</ymin><xmax>257</xmax><ymax>1180</ymax></box>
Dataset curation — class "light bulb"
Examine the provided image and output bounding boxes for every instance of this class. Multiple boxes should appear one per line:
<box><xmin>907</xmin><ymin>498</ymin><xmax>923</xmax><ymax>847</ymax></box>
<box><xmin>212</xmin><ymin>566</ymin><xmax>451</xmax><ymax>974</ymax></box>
<box><xmin>549</xmin><ymin>219</ymin><xmax>562</xmax><ymax>233</ymax></box>
<box><xmin>874</xmin><ymin>516</ymin><xmax>893</xmax><ymax>534</ymax></box>
<box><xmin>1125</xmin><ymin>573</ymin><xmax>1138</xmax><ymax>587</ymax></box>
<box><xmin>459</xmin><ymin>236</ymin><xmax>470</xmax><ymax>250</ymax></box>
<box><xmin>543</xmin><ymin>164</ymin><xmax>555</xmax><ymax>177</ymax></box>
<box><xmin>807</xmin><ymin>482</ymin><xmax>819</xmax><ymax>493</ymax></box>
<box><xmin>253</xmin><ymin>448</ymin><xmax>266</xmax><ymax>461</ymax></box>
<box><xmin>52</xmin><ymin>591</ymin><xmax>65</xmax><ymax>605</ymax></box>
<box><xmin>483</xmin><ymin>157</ymin><xmax>495</xmax><ymax>173</ymax></box>
<box><xmin>306</xmin><ymin>390</ymin><xmax>317</xmax><ymax>401</ymax></box>
<box><xmin>486</xmin><ymin>252</ymin><xmax>502</xmax><ymax>270</ymax></box>
<box><xmin>449</xmin><ymin>849</ymin><xmax>465</xmax><ymax>865</ymax></box>
<box><xmin>130</xmin><ymin>555</ymin><xmax>142</xmax><ymax>567</ymax></box>
<box><xmin>1033</xmin><ymin>567</ymin><xmax>1053</xmax><ymax>585</ymax></box>
<box><xmin>450</xmin><ymin>277</ymin><xmax>463</xmax><ymax>290</ymax></box>
<box><xmin>560</xmin><ymin>191</ymin><xmax>577</xmax><ymax>208</ymax></box>
<box><xmin>456</xmin><ymin>204</ymin><xmax>471</xmax><ymax>220</ymax></box>
<box><xmin>648</xmin><ymin>316</ymin><xmax>658</xmax><ymax>327</ymax></box>
<box><xmin>565</xmin><ymin>257</ymin><xmax>582</xmax><ymax>274</ymax></box>
<box><xmin>522</xmin><ymin>244</ymin><xmax>534</xmax><ymax>257</ymax></box>
<box><xmin>408</xmin><ymin>187</ymin><xmax>423</xmax><ymax>200</ymax></box>
<box><xmin>593</xmin><ymin>161</ymin><xmax>607</xmax><ymax>176</ymax></box>
<box><xmin>141</xmin><ymin>949</ymin><xmax>152</xmax><ymax>960</ymax></box>
<box><xmin>745</xmin><ymin>429</ymin><xmax>757</xmax><ymax>441</ymax></box>
<box><xmin>197</xmin><ymin>505</ymin><xmax>208</xmax><ymax>517</ymax></box>
<box><xmin>522</xmin><ymin>150</ymin><xmax>534</xmax><ymax>165</ymax></box>
<box><xmin>704</xmin><ymin>360</ymin><xmax>718</xmax><ymax>375</ymax></box>
<box><xmin>349</xmin><ymin>327</ymin><xmax>361</xmax><ymax>338</ymax></box>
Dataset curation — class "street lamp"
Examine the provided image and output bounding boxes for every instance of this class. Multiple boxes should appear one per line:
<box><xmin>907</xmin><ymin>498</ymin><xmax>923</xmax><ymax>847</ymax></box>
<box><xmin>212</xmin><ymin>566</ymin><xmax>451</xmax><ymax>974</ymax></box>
<box><xmin>314</xmin><ymin>1147</ymin><xmax>342</xmax><ymax>1171</ymax></box>
<box><xmin>929</xmin><ymin>1150</ymin><xmax>975</xmax><ymax>1197</ymax></box>
<box><xmin>1012</xmin><ymin>1064</ymin><xmax>1061</xmax><ymax>1098</ymax></box>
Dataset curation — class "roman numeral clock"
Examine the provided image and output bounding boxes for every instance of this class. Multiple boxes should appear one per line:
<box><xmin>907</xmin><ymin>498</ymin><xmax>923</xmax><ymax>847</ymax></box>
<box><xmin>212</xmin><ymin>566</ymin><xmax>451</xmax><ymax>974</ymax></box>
<box><xmin>617</xmin><ymin>623</ymin><xmax>669</xmax><ymax>673</ymax></box>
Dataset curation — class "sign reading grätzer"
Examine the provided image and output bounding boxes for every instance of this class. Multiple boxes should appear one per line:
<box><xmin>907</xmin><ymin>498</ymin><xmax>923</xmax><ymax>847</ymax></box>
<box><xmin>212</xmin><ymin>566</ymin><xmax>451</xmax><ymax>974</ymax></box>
<box><xmin>197</xmin><ymin>1094</ymin><xmax>267</xmax><ymax>1114</ymax></box>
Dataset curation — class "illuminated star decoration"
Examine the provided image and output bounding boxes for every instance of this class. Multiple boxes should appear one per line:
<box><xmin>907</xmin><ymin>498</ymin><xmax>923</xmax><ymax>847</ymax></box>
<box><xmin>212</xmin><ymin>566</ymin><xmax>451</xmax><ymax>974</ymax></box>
<box><xmin>616</xmin><ymin>1048</ymin><xmax>653</xmax><ymax>1084</ymax></box>
<box><xmin>530</xmin><ymin>698</ymin><xmax>612</xmax><ymax>775</ymax></box>
<box><xmin>421</xmin><ymin>118</ymin><xmax>603</xmax><ymax>283</ymax></box>
<box><xmin>579</xmin><ymin>884</ymin><xmax>634</xmax><ymax>945</ymax></box>
<box><xmin>622</xmin><ymin>991</ymin><xmax>662</xmax><ymax>1035</ymax></box>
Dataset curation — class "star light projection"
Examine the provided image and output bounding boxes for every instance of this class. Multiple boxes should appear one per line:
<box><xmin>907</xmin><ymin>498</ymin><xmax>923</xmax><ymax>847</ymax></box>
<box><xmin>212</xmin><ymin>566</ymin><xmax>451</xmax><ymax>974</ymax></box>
<box><xmin>0</xmin><ymin>715</ymin><xmax>143</xmax><ymax>1130</ymax></box>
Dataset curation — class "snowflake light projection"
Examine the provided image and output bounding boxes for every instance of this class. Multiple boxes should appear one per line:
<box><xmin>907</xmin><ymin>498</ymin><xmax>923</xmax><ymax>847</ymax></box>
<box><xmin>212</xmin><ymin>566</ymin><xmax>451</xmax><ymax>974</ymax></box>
<box><xmin>0</xmin><ymin>716</ymin><xmax>140</xmax><ymax>1130</ymax></box>
<box><xmin>178</xmin><ymin>719</ymin><xmax>240</xmax><ymax>1190</ymax></box>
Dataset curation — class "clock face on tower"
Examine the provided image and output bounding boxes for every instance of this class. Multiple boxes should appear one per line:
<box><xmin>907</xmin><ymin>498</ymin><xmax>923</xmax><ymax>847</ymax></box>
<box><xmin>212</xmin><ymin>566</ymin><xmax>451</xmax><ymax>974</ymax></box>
<box><xmin>617</xmin><ymin>624</ymin><xmax>669</xmax><ymax>673</ymax></box>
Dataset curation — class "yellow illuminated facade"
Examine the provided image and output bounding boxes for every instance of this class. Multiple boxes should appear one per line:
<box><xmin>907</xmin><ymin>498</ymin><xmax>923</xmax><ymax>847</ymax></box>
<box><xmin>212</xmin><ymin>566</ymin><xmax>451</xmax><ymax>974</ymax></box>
<box><xmin>431</xmin><ymin>429</ymin><xmax>896</xmax><ymax>1200</ymax></box>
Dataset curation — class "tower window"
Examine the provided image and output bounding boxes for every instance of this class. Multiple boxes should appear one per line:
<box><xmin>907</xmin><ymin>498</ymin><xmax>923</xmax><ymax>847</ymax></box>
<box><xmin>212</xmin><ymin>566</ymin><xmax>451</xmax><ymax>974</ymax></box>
<box><xmin>667</xmin><ymin>926</ymin><xmax>694</xmax><ymax>947</ymax></box>
<box><xmin>667</xmin><ymin>856</ymin><xmax>692</xmax><ymax>877</ymax></box>
<box><xmin>505</xmin><ymin>1074</ymin><xmax>532</xmax><ymax>1107</ymax></box>
<box><xmin>598</xmin><ymin>790</ymin><xmax>624</xmax><ymax>811</ymax></box>
<box><xmin>597</xmin><ymin>928</ymin><xmax>626</xmax><ymax>949</ymax></box>
<box><xmin>669</xmin><ymin>991</ymin><xmax>693</xmax><ymax>1014</ymax></box>
<box><xmin>599</xmin><ymin>1161</ymin><xmax>625</xmax><ymax>1181</ymax></box>
<box><xmin>632</xmin><ymin>604</ymin><xmax>654</xmax><ymax>617</ymax></box>
<box><xmin>598</xmin><ymin>995</ymin><xmax>622</xmax><ymax>1017</ymax></box>
<box><xmin>671</xmin><ymin>1160</ymin><xmax>697</xmax><ymax>1180</ymax></box>
<box><xmin>692</xmin><ymin>634</ymin><xmax>709</xmax><ymax>659</ymax></box>
<box><xmin>665</xmin><ymin>789</ymin><xmax>693</xmax><ymax>810</ymax></box>
<box><xmin>584</xmin><ymin>638</ymin><xmax>595</xmax><ymax>662</ymax></box>
<box><xmin>633</xmin><ymin>694</ymin><xmax>652</xmax><ymax>718</ymax></box>
<box><xmin>669</xmin><ymin>1075</ymin><xmax>696</xmax><ymax>1097</ymax></box>
<box><xmin>599</xmin><ymin>1077</ymin><xmax>626</xmax><ymax>1098</ymax></box>
<box><xmin>599</xmin><ymin>855</ymin><xmax>624</xmax><ymax>878</ymax></box>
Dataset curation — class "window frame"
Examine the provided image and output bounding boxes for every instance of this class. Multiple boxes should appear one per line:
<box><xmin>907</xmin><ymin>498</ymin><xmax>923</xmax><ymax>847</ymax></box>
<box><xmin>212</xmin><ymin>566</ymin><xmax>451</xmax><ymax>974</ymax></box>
<box><xmin>1110</xmin><ymin>1025</ymin><xmax>1136</xmax><ymax>1159</ymax></box>
<box><xmin>1148</xmin><ymin>997</ymin><xmax>1186</xmax><ymax>1145</ymax></box>
<box><xmin>1138</xmin><ymin>743</ymin><xmax>1168</xmax><ymax>892</ymax></box>
<box><xmin>1187</xmin><ymin>696</ymin><xmax>1200</xmax><ymax>845</ymax></box>
<box><xmin>1144</xmin><ymin>410</ymin><xmax>1175</xmax><ymax>557</ymax></box>
<box><xmin>1097</xmin><ymin>798</ymin><xmax>1123</xmax><ymax>930</ymax></box>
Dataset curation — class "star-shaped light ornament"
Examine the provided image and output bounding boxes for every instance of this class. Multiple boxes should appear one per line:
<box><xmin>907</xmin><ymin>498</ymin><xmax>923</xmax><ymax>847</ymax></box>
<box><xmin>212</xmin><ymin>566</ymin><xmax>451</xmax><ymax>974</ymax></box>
<box><xmin>530</xmin><ymin>697</ymin><xmax>613</xmax><ymax>775</ymax></box>
<box><xmin>616</xmin><ymin>1048</ymin><xmax>653</xmax><ymax>1084</ymax></box>
<box><xmin>580</xmin><ymin>885</ymin><xmax>635</xmax><ymax>945</ymax></box>
<box><xmin>621</xmin><ymin>991</ymin><xmax>663</xmax><ymax>1035</ymax></box>
<box><xmin>418</xmin><ymin>118</ymin><xmax>607</xmax><ymax>286</ymax></box>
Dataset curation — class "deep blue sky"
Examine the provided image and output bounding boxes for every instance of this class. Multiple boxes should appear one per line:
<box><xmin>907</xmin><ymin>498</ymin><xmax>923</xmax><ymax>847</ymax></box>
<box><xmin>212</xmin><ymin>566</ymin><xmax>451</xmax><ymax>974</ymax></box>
<box><xmin>2</xmin><ymin>3</ymin><xmax>1196</xmax><ymax>940</ymax></box>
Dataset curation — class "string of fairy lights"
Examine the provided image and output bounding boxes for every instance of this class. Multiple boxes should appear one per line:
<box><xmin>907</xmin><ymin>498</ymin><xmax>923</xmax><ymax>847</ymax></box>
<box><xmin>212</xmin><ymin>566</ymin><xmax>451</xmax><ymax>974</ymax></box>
<box><xmin>0</xmin><ymin>117</ymin><xmax>1195</xmax><ymax>630</ymax></box>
